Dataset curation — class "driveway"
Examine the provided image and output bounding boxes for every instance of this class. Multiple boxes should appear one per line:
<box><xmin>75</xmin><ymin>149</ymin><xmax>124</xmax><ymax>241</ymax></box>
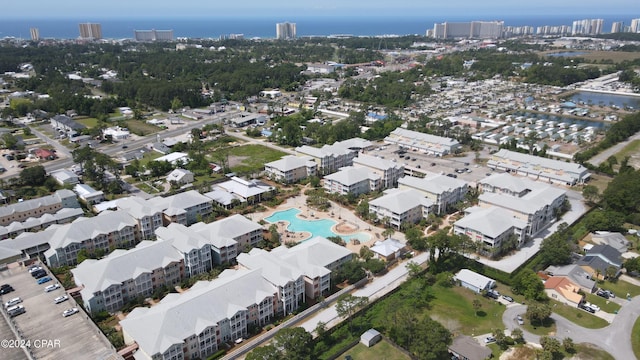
<box><xmin>503</xmin><ymin>297</ymin><xmax>640</xmax><ymax>360</ymax></box>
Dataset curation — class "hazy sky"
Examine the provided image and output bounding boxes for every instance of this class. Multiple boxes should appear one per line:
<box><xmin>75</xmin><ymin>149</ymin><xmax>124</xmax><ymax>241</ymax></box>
<box><xmin>4</xmin><ymin>0</ymin><xmax>637</xmax><ymax>19</ymax></box>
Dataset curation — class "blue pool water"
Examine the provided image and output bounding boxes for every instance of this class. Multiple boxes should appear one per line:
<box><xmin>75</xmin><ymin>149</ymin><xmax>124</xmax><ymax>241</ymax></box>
<box><xmin>265</xmin><ymin>208</ymin><xmax>370</xmax><ymax>243</ymax></box>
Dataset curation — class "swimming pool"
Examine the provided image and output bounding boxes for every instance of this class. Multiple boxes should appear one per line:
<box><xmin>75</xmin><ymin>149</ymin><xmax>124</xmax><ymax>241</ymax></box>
<box><xmin>265</xmin><ymin>208</ymin><xmax>370</xmax><ymax>243</ymax></box>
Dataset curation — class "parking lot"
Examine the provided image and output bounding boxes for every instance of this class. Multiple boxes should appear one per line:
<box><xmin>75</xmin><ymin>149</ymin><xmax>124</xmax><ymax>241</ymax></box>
<box><xmin>0</xmin><ymin>263</ymin><xmax>119</xmax><ymax>360</ymax></box>
<box><xmin>367</xmin><ymin>143</ymin><xmax>496</xmax><ymax>184</ymax></box>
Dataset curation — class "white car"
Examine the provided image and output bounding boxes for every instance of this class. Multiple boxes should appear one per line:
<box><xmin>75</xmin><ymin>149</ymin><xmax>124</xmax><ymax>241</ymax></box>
<box><xmin>4</xmin><ymin>297</ymin><xmax>22</xmax><ymax>308</ymax></box>
<box><xmin>516</xmin><ymin>315</ymin><xmax>524</xmax><ymax>325</ymax></box>
<box><xmin>44</xmin><ymin>283</ymin><xmax>61</xmax><ymax>292</ymax></box>
<box><xmin>588</xmin><ymin>304</ymin><xmax>601</xmax><ymax>312</ymax></box>
<box><xmin>54</xmin><ymin>295</ymin><xmax>69</xmax><ymax>304</ymax></box>
<box><xmin>62</xmin><ymin>307</ymin><xmax>79</xmax><ymax>317</ymax></box>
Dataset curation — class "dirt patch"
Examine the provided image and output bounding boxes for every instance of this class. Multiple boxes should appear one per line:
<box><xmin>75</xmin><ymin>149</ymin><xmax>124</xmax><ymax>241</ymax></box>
<box><xmin>430</xmin><ymin>314</ymin><xmax>461</xmax><ymax>333</ymax></box>
<box><xmin>228</xmin><ymin>155</ymin><xmax>248</xmax><ymax>168</ymax></box>
<box><xmin>335</xmin><ymin>221</ymin><xmax>358</xmax><ymax>234</ymax></box>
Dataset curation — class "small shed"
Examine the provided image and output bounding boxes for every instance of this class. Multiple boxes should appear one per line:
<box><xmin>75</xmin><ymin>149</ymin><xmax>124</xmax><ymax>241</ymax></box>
<box><xmin>454</xmin><ymin>269</ymin><xmax>496</xmax><ymax>293</ymax></box>
<box><xmin>360</xmin><ymin>329</ymin><xmax>381</xmax><ymax>347</ymax></box>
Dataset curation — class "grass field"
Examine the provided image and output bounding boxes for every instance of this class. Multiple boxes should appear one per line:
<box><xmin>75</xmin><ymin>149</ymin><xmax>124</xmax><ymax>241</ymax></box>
<box><xmin>342</xmin><ymin>340</ymin><xmax>410</xmax><ymax>360</ymax></box>
<box><xmin>522</xmin><ymin>317</ymin><xmax>556</xmax><ymax>336</ymax></box>
<box><xmin>539</xmin><ymin>50</ymin><xmax>640</xmax><ymax>64</ymax></box>
<box><xmin>584</xmin><ymin>293</ymin><xmax>621</xmax><ymax>314</ymax></box>
<box><xmin>574</xmin><ymin>343</ymin><xmax>615</xmax><ymax>360</ymax></box>
<box><xmin>429</xmin><ymin>286</ymin><xmax>506</xmax><ymax>335</ymax></box>
<box><xmin>125</xmin><ymin>120</ymin><xmax>161</xmax><ymax>136</ymax></box>
<box><xmin>75</xmin><ymin>117</ymin><xmax>99</xmax><ymax>128</ymax></box>
<box><xmin>225</xmin><ymin>144</ymin><xmax>287</xmax><ymax>176</ymax></box>
<box><xmin>599</xmin><ymin>278</ymin><xmax>640</xmax><ymax>299</ymax></box>
<box><xmin>585</xmin><ymin>173</ymin><xmax>614</xmax><ymax>194</ymax></box>
<box><xmin>550</xmin><ymin>300</ymin><xmax>609</xmax><ymax>329</ymax></box>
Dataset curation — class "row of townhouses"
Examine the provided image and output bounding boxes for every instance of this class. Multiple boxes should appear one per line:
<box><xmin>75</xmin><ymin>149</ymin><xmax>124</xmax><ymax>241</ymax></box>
<box><xmin>119</xmin><ymin>236</ymin><xmax>352</xmax><ymax>360</ymax></box>
<box><xmin>71</xmin><ymin>214</ymin><xmax>263</xmax><ymax>313</ymax></box>
<box><xmin>487</xmin><ymin>149</ymin><xmax>590</xmax><ymax>185</ymax></box>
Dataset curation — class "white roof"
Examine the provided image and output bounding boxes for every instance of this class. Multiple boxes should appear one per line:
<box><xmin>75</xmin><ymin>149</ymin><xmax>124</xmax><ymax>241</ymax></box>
<box><xmin>370</xmin><ymin>238</ymin><xmax>405</xmax><ymax>257</ymax></box>
<box><xmin>272</xmin><ymin>236</ymin><xmax>352</xmax><ymax>278</ymax></box>
<box><xmin>120</xmin><ymin>269</ymin><xmax>276</xmax><ymax>356</ymax></box>
<box><xmin>117</xmin><ymin>197</ymin><xmax>162</xmax><ymax>219</ymax></box>
<box><xmin>324</xmin><ymin>166</ymin><xmax>379</xmax><ymax>187</ymax></box>
<box><xmin>370</xmin><ymin>188</ymin><xmax>433</xmax><ymax>214</ymax></box>
<box><xmin>353</xmin><ymin>153</ymin><xmax>403</xmax><ymax>171</ymax></box>
<box><xmin>296</xmin><ymin>138</ymin><xmax>372</xmax><ymax>159</ymax></box>
<box><xmin>265</xmin><ymin>155</ymin><xmax>316</xmax><ymax>172</ymax></box>
<box><xmin>399</xmin><ymin>173</ymin><xmax>467</xmax><ymax>195</ymax></box>
<box><xmin>454</xmin><ymin>269</ymin><xmax>495</xmax><ymax>289</ymax></box>
<box><xmin>386</xmin><ymin>128</ymin><xmax>460</xmax><ymax>147</ymax></box>
<box><xmin>189</xmin><ymin>214</ymin><xmax>260</xmax><ymax>249</ymax></box>
<box><xmin>167</xmin><ymin>168</ymin><xmax>193</xmax><ymax>182</ymax></box>
<box><xmin>73</xmin><ymin>183</ymin><xmax>103</xmax><ymax>198</ymax></box>
<box><xmin>490</xmin><ymin>149</ymin><xmax>588</xmax><ymax>179</ymax></box>
<box><xmin>237</xmin><ymin>248</ymin><xmax>304</xmax><ymax>287</ymax></box>
<box><xmin>147</xmin><ymin>190</ymin><xmax>212</xmax><ymax>213</ymax></box>
<box><xmin>155</xmin><ymin>223</ymin><xmax>211</xmax><ymax>254</ymax></box>
<box><xmin>155</xmin><ymin>152</ymin><xmax>189</xmax><ymax>164</ymax></box>
<box><xmin>0</xmin><ymin>189</ymin><xmax>76</xmax><ymax>218</ymax></box>
<box><xmin>454</xmin><ymin>207</ymin><xmax>527</xmax><ymax>238</ymax></box>
<box><xmin>479</xmin><ymin>183</ymin><xmax>566</xmax><ymax>215</ymax></box>
<box><xmin>213</xmin><ymin>177</ymin><xmax>273</xmax><ymax>199</ymax></box>
<box><xmin>48</xmin><ymin>210</ymin><xmax>138</xmax><ymax>250</ymax></box>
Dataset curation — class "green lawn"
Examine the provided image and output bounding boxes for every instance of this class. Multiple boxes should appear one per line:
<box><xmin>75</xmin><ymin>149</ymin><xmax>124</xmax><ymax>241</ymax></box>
<box><xmin>225</xmin><ymin>144</ymin><xmax>287</xmax><ymax>176</ymax></box>
<box><xmin>550</xmin><ymin>301</ymin><xmax>609</xmax><ymax>329</ymax></box>
<box><xmin>125</xmin><ymin>119</ymin><xmax>161</xmax><ymax>136</ymax></box>
<box><xmin>522</xmin><ymin>317</ymin><xmax>556</xmax><ymax>336</ymax></box>
<box><xmin>632</xmin><ymin>316</ymin><xmax>640</xmax><ymax>360</ymax></box>
<box><xmin>598</xmin><ymin>279</ymin><xmax>640</xmax><ymax>299</ymax></box>
<box><xmin>584</xmin><ymin>293</ymin><xmax>621</xmax><ymax>314</ymax></box>
<box><xmin>429</xmin><ymin>286</ymin><xmax>506</xmax><ymax>335</ymax></box>
<box><xmin>75</xmin><ymin>117</ymin><xmax>99</xmax><ymax>128</ymax></box>
<box><xmin>614</xmin><ymin>139</ymin><xmax>640</xmax><ymax>163</ymax></box>
<box><xmin>138</xmin><ymin>152</ymin><xmax>163</xmax><ymax>167</ymax></box>
<box><xmin>343</xmin><ymin>340</ymin><xmax>410</xmax><ymax>360</ymax></box>
<box><xmin>574</xmin><ymin>343</ymin><xmax>615</xmax><ymax>360</ymax></box>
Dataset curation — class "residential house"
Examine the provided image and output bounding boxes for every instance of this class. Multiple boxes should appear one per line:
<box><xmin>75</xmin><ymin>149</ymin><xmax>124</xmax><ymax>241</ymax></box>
<box><xmin>205</xmin><ymin>177</ymin><xmax>274</xmax><ymax>208</ymax></box>
<box><xmin>544</xmin><ymin>264</ymin><xmax>597</xmax><ymax>293</ymax></box>
<box><xmin>369</xmin><ymin>188</ymin><xmax>434</xmax><ymax>229</ymax></box>
<box><xmin>454</xmin><ymin>269</ymin><xmax>496</xmax><ymax>293</ymax></box>
<box><xmin>448</xmin><ymin>336</ymin><xmax>492</xmax><ymax>360</ymax></box>
<box><xmin>398</xmin><ymin>174</ymin><xmax>469</xmax><ymax>214</ymax></box>
<box><xmin>544</xmin><ymin>276</ymin><xmax>584</xmax><ymax>306</ymax></box>
<box><xmin>264</xmin><ymin>155</ymin><xmax>317</xmax><ymax>183</ymax></box>
<box><xmin>487</xmin><ymin>149</ymin><xmax>590</xmax><ymax>185</ymax></box>
<box><xmin>588</xmin><ymin>232</ymin><xmax>630</xmax><ymax>253</ymax></box>
<box><xmin>369</xmin><ymin>238</ymin><xmax>406</xmax><ymax>262</ymax></box>
<box><xmin>384</xmin><ymin>128</ymin><xmax>460</xmax><ymax>156</ymax></box>
<box><xmin>33</xmin><ymin>148</ymin><xmax>57</xmax><ymax>160</ymax></box>
<box><xmin>578</xmin><ymin>244</ymin><xmax>623</xmax><ymax>280</ymax></box>
<box><xmin>44</xmin><ymin>210</ymin><xmax>140</xmax><ymax>267</ymax></box>
<box><xmin>71</xmin><ymin>240</ymin><xmax>184</xmax><ymax>313</ymax></box>
<box><xmin>167</xmin><ymin>168</ymin><xmax>194</xmax><ymax>185</ymax></box>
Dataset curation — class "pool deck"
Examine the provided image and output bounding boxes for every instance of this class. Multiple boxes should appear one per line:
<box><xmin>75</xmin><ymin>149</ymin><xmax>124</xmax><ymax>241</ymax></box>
<box><xmin>250</xmin><ymin>192</ymin><xmax>405</xmax><ymax>254</ymax></box>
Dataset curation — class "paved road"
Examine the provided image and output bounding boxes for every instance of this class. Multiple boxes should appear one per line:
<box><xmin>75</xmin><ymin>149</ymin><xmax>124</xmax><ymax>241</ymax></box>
<box><xmin>503</xmin><ymin>296</ymin><xmax>640</xmax><ymax>360</ymax></box>
<box><xmin>588</xmin><ymin>130</ymin><xmax>640</xmax><ymax>166</ymax></box>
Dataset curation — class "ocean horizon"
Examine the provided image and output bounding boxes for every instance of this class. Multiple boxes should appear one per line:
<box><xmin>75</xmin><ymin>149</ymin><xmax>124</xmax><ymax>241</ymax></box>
<box><xmin>0</xmin><ymin>15</ymin><xmax>634</xmax><ymax>40</ymax></box>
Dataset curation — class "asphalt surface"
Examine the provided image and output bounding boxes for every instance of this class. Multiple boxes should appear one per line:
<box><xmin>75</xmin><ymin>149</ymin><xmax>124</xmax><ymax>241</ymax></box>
<box><xmin>503</xmin><ymin>296</ymin><xmax>640</xmax><ymax>360</ymax></box>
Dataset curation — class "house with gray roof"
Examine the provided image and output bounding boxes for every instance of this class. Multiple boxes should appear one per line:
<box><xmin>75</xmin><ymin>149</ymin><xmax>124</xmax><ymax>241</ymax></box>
<box><xmin>369</xmin><ymin>188</ymin><xmax>434</xmax><ymax>229</ymax></box>
<box><xmin>454</xmin><ymin>269</ymin><xmax>496</xmax><ymax>293</ymax></box>
<box><xmin>589</xmin><ymin>232</ymin><xmax>630</xmax><ymax>253</ymax></box>
<box><xmin>44</xmin><ymin>210</ymin><xmax>139</xmax><ymax>267</ymax></box>
<box><xmin>487</xmin><ymin>149</ymin><xmax>590</xmax><ymax>185</ymax></box>
<box><xmin>120</xmin><ymin>269</ymin><xmax>278</xmax><ymax>360</ymax></box>
<box><xmin>264</xmin><ymin>155</ymin><xmax>317</xmax><ymax>183</ymax></box>
<box><xmin>72</xmin><ymin>240</ymin><xmax>185</xmax><ymax>313</ymax></box>
<box><xmin>0</xmin><ymin>189</ymin><xmax>79</xmax><ymax>227</ymax></box>
<box><xmin>545</xmin><ymin>264</ymin><xmax>597</xmax><ymax>293</ymax></box>
<box><xmin>454</xmin><ymin>206</ymin><xmax>527</xmax><ymax>257</ymax></box>
<box><xmin>50</xmin><ymin>169</ymin><xmax>79</xmax><ymax>186</ymax></box>
<box><xmin>578</xmin><ymin>244</ymin><xmax>623</xmax><ymax>280</ymax></box>
<box><xmin>166</xmin><ymin>168</ymin><xmax>194</xmax><ymax>185</ymax></box>
<box><xmin>50</xmin><ymin>114</ymin><xmax>86</xmax><ymax>136</ymax></box>
<box><xmin>370</xmin><ymin>238</ymin><xmax>406</xmax><ymax>261</ymax></box>
<box><xmin>398</xmin><ymin>174</ymin><xmax>468</xmax><ymax>214</ymax></box>
<box><xmin>448</xmin><ymin>335</ymin><xmax>492</xmax><ymax>360</ymax></box>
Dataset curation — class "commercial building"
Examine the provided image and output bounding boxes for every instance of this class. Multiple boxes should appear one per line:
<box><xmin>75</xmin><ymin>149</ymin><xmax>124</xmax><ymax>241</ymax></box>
<box><xmin>432</xmin><ymin>21</ymin><xmax>504</xmax><ymax>39</ymax></box>
<box><xmin>398</xmin><ymin>174</ymin><xmax>468</xmax><ymax>214</ymax></box>
<box><xmin>384</xmin><ymin>128</ymin><xmax>460</xmax><ymax>156</ymax></box>
<box><xmin>134</xmin><ymin>29</ymin><xmax>174</xmax><ymax>42</ymax></box>
<box><xmin>264</xmin><ymin>155</ymin><xmax>317</xmax><ymax>183</ymax></box>
<box><xmin>276</xmin><ymin>22</ymin><xmax>296</xmax><ymax>39</ymax></box>
<box><xmin>369</xmin><ymin>188</ymin><xmax>433</xmax><ymax>229</ymax></box>
<box><xmin>78</xmin><ymin>23</ymin><xmax>102</xmax><ymax>40</ymax></box>
<box><xmin>487</xmin><ymin>149</ymin><xmax>590</xmax><ymax>185</ymax></box>
<box><xmin>0</xmin><ymin>189</ymin><xmax>79</xmax><ymax>227</ymax></box>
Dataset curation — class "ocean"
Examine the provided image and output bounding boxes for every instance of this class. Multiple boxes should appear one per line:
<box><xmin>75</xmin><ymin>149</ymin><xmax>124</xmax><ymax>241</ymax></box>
<box><xmin>0</xmin><ymin>15</ymin><xmax>633</xmax><ymax>40</ymax></box>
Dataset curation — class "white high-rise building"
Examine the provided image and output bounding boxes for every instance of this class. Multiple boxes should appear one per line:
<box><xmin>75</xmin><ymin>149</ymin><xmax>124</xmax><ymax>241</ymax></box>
<box><xmin>432</xmin><ymin>21</ymin><xmax>504</xmax><ymax>39</ymax></box>
<box><xmin>30</xmin><ymin>28</ymin><xmax>40</xmax><ymax>41</ymax></box>
<box><xmin>276</xmin><ymin>22</ymin><xmax>296</xmax><ymax>40</ymax></box>
<box><xmin>611</xmin><ymin>22</ymin><xmax>624</xmax><ymax>33</ymax></box>
<box><xmin>631</xmin><ymin>19</ymin><xmax>640</xmax><ymax>33</ymax></box>
<box><xmin>78</xmin><ymin>23</ymin><xmax>102</xmax><ymax>40</ymax></box>
<box><xmin>571</xmin><ymin>19</ymin><xmax>604</xmax><ymax>35</ymax></box>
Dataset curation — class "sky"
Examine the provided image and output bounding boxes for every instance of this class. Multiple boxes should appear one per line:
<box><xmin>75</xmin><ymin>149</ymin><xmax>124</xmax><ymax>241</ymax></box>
<box><xmin>4</xmin><ymin>0</ymin><xmax>638</xmax><ymax>19</ymax></box>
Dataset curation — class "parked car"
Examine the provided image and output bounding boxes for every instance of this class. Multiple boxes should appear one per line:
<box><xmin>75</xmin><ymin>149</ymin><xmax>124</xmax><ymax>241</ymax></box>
<box><xmin>54</xmin><ymin>295</ymin><xmax>69</xmax><ymax>304</ymax></box>
<box><xmin>37</xmin><ymin>276</ymin><xmax>52</xmax><ymax>284</ymax></box>
<box><xmin>596</xmin><ymin>289</ymin><xmax>609</xmax><ymax>299</ymax></box>
<box><xmin>7</xmin><ymin>305</ymin><xmax>26</xmax><ymax>317</ymax></box>
<box><xmin>502</xmin><ymin>295</ymin><xmax>514</xmax><ymax>303</ymax></box>
<box><xmin>484</xmin><ymin>336</ymin><xmax>496</xmax><ymax>344</ymax></box>
<box><xmin>588</xmin><ymin>303</ymin><xmax>600</xmax><ymax>312</ymax></box>
<box><xmin>5</xmin><ymin>297</ymin><xmax>22</xmax><ymax>308</ymax></box>
<box><xmin>62</xmin><ymin>307</ymin><xmax>79</xmax><ymax>317</ymax></box>
<box><xmin>486</xmin><ymin>290</ymin><xmax>500</xmax><ymax>299</ymax></box>
<box><xmin>31</xmin><ymin>269</ymin><xmax>46</xmax><ymax>278</ymax></box>
<box><xmin>44</xmin><ymin>283</ymin><xmax>61</xmax><ymax>292</ymax></box>
<box><xmin>0</xmin><ymin>284</ymin><xmax>14</xmax><ymax>295</ymax></box>
<box><xmin>579</xmin><ymin>303</ymin><xmax>596</xmax><ymax>313</ymax></box>
<box><xmin>516</xmin><ymin>315</ymin><xmax>524</xmax><ymax>325</ymax></box>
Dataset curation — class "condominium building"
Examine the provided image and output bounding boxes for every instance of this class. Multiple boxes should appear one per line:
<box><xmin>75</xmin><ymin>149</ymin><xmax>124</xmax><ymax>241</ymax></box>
<box><xmin>432</xmin><ymin>21</ymin><xmax>504</xmax><ymax>39</ymax></box>
<box><xmin>0</xmin><ymin>207</ymin><xmax>83</xmax><ymax>240</ymax></box>
<box><xmin>276</xmin><ymin>22</ymin><xmax>296</xmax><ymax>40</ymax></box>
<box><xmin>147</xmin><ymin>190</ymin><xmax>214</xmax><ymax>225</ymax></box>
<box><xmin>352</xmin><ymin>153</ymin><xmax>405</xmax><ymax>188</ymax></box>
<box><xmin>264</xmin><ymin>155</ymin><xmax>317</xmax><ymax>183</ymax></box>
<box><xmin>398</xmin><ymin>174</ymin><xmax>469</xmax><ymax>214</ymax></box>
<box><xmin>30</xmin><ymin>28</ymin><xmax>40</xmax><ymax>41</ymax></box>
<box><xmin>631</xmin><ymin>19</ymin><xmax>640</xmax><ymax>33</ymax></box>
<box><xmin>384</xmin><ymin>128</ymin><xmax>460</xmax><ymax>156</ymax></box>
<box><xmin>453</xmin><ymin>206</ymin><xmax>527</xmax><ymax>256</ymax></box>
<box><xmin>189</xmin><ymin>214</ymin><xmax>262</xmax><ymax>260</ymax></box>
<box><xmin>116</xmin><ymin>197</ymin><xmax>164</xmax><ymax>240</ymax></box>
<box><xmin>155</xmin><ymin>224</ymin><xmax>214</xmax><ymax>278</ymax></box>
<box><xmin>72</xmin><ymin>240</ymin><xmax>185</xmax><ymax>313</ymax></box>
<box><xmin>295</xmin><ymin>138</ymin><xmax>372</xmax><ymax>175</ymax></box>
<box><xmin>44</xmin><ymin>210</ymin><xmax>139</xmax><ymax>267</ymax></box>
<box><xmin>134</xmin><ymin>29</ymin><xmax>174</xmax><ymax>42</ymax></box>
<box><xmin>0</xmin><ymin>189</ymin><xmax>79</xmax><ymax>227</ymax></box>
<box><xmin>369</xmin><ymin>188</ymin><xmax>434</xmax><ymax>229</ymax></box>
<box><xmin>572</xmin><ymin>19</ymin><xmax>604</xmax><ymax>35</ymax></box>
<box><xmin>78</xmin><ymin>23</ymin><xmax>102</xmax><ymax>40</ymax></box>
<box><xmin>487</xmin><ymin>149</ymin><xmax>590</xmax><ymax>185</ymax></box>
<box><xmin>323</xmin><ymin>166</ymin><xmax>381</xmax><ymax>196</ymax></box>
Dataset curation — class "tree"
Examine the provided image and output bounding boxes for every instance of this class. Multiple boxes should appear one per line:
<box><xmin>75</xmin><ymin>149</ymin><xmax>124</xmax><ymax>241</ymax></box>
<box><xmin>355</xmin><ymin>199</ymin><xmax>370</xmax><ymax>219</ymax></box>
<box><xmin>363</xmin><ymin>258</ymin><xmax>386</xmax><ymax>274</ymax></box>
<box><xmin>472</xmin><ymin>299</ymin><xmax>482</xmax><ymax>316</ymax></box>
<box><xmin>582</xmin><ymin>185</ymin><xmax>601</xmax><ymax>204</ymax></box>
<box><xmin>525</xmin><ymin>302</ymin><xmax>552</xmax><ymax>325</ymax></box>
<box><xmin>511</xmin><ymin>328</ymin><xmax>524</xmax><ymax>343</ymax></box>
<box><xmin>563</xmin><ymin>337</ymin><xmax>576</xmax><ymax>353</ymax></box>
<box><xmin>272</xmin><ymin>327</ymin><xmax>313</xmax><ymax>360</ymax></box>
<box><xmin>605</xmin><ymin>265</ymin><xmax>619</xmax><ymax>279</ymax></box>
<box><xmin>19</xmin><ymin>165</ymin><xmax>47</xmax><ymax>186</ymax></box>
<box><xmin>359</xmin><ymin>246</ymin><xmax>374</xmax><ymax>260</ymax></box>
<box><xmin>540</xmin><ymin>336</ymin><xmax>562</xmax><ymax>357</ymax></box>
<box><xmin>406</xmin><ymin>261</ymin><xmax>423</xmax><ymax>278</ymax></box>
<box><xmin>246</xmin><ymin>345</ymin><xmax>281</xmax><ymax>360</ymax></box>
<box><xmin>268</xmin><ymin>224</ymin><xmax>280</xmax><ymax>244</ymax></box>
<box><xmin>410</xmin><ymin>317</ymin><xmax>452</xmax><ymax>360</ymax></box>
<box><xmin>512</xmin><ymin>269</ymin><xmax>547</xmax><ymax>301</ymax></box>
<box><xmin>335</xmin><ymin>294</ymin><xmax>368</xmax><ymax>331</ymax></box>
<box><xmin>539</xmin><ymin>234</ymin><xmax>572</xmax><ymax>266</ymax></box>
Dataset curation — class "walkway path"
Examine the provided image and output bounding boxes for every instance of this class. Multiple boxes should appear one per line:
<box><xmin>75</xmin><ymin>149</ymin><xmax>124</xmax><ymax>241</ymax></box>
<box><xmin>588</xmin><ymin>130</ymin><xmax>640</xmax><ymax>166</ymax></box>
<box><xmin>502</xmin><ymin>296</ymin><xmax>640</xmax><ymax>360</ymax></box>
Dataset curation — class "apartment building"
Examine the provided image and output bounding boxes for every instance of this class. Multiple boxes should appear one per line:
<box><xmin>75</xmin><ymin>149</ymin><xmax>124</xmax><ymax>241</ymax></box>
<box><xmin>352</xmin><ymin>153</ymin><xmax>405</xmax><ymax>188</ymax></box>
<box><xmin>384</xmin><ymin>128</ymin><xmax>460</xmax><ymax>156</ymax></box>
<box><xmin>433</xmin><ymin>21</ymin><xmax>504</xmax><ymax>39</ymax></box>
<box><xmin>0</xmin><ymin>207</ymin><xmax>83</xmax><ymax>240</ymax></box>
<box><xmin>44</xmin><ymin>210</ymin><xmax>139</xmax><ymax>267</ymax></box>
<box><xmin>71</xmin><ymin>240</ymin><xmax>184</xmax><ymax>313</ymax></box>
<box><xmin>155</xmin><ymin>224</ymin><xmax>214</xmax><ymax>278</ymax></box>
<box><xmin>78</xmin><ymin>23</ymin><xmax>102</xmax><ymax>39</ymax></box>
<box><xmin>0</xmin><ymin>189</ymin><xmax>79</xmax><ymax>227</ymax></box>
<box><xmin>134</xmin><ymin>29</ymin><xmax>174</xmax><ymax>42</ymax></box>
<box><xmin>276</xmin><ymin>22</ymin><xmax>296</xmax><ymax>39</ymax></box>
<box><xmin>264</xmin><ymin>155</ymin><xmax>317</xmax><ymax>183</ymax></box>
<box><xmin>116</xmin><ymin>197</ymin><xmax>164</xmax><ymax>240</ymax></box>
<box><xmin>453</xmin><ymin>206</ymin><xmax>527</xmax><ymax>256</ymax></box>
<box><xmin>189</xmin><ymin>214</ymin><xmax>262</xmax><ymax>258</ymax></box>
<box><xmin>369</xmin><ymin>188</ymin><xmax>434</xmax><ymax>229</ymax></box>
<box><xmin>478</xmin><ymin>173</ymin><xmax>567</xmax><ymax>237</ymax></box>
<box><xmin>295</xmin><ymin>138</ymin><xmax>372</xmax><ymax>175</ymax></box>
<box><xmin>398</xmin><ymin>174</ymin><xmax>469</xmax><ymax>214</ymax></box>
<box><xmin>121</xmin><ymin>269</ymin><xmax>278</xmax><ymax>360</ymax></box>
<box><xmin>147</xmin><ymin>190</ymin><xmax>214</xmax><ymax>225</ymax></box>
<box><xmin>323</xmin><ymin>166</ymin><xmax>381</xmax><ymax>196</ymax></box>
<box><xmin>487</xmin><ymin>149</ymin><xmax>590</xmax><ymax>185</ymax></box>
